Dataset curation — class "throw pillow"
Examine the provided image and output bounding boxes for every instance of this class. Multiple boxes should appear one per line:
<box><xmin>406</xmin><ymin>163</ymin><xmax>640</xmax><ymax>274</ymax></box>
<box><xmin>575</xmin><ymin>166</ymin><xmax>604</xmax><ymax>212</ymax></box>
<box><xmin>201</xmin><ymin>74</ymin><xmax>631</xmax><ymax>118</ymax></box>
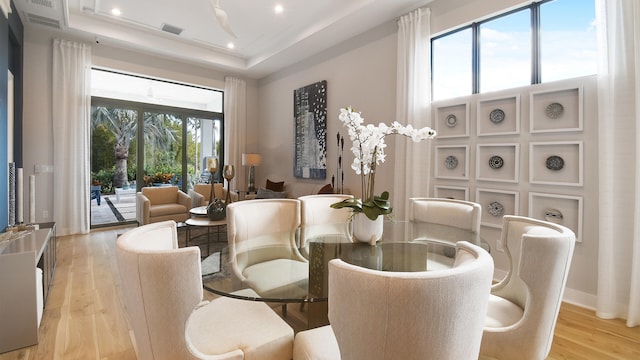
<box><xmin>266</xmin><ymin>179</ymin><xmax>285</xmax><ymax>192</ymax></box>
<box><xmin>255</xmin><ymin>188</ymin><xmax>287</xmax><ymax>199</ymax></box>
<box><xmin>317</xmin><ymin>183</ymin><xmax>334</xmax><ymax>194</ymax></box>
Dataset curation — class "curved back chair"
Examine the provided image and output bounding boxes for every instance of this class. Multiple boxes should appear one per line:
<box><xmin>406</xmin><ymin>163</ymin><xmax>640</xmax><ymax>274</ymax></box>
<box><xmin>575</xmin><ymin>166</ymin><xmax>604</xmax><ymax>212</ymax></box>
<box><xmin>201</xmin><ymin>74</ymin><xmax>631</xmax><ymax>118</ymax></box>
<box><xmin>226</xmin><ymin>199</ymin><xmax>308</xmax><ymax>298</ymax></box>
<box><xmin>116</xmin><ymin>221</ymin><xmax>293</xmax><ymax>360</ymax></box>
<box><xmin>409</xmin><ymin>197</ymin><xmax>481</xmax><ymax>232</ymax></box>
<box><xmin>298</xmin><ymin>194</ymin><xmax>354</xmax><ymax>254</ymax></box>
<box><xmin>293</xmin><ymin>241</ymin><xmax>494</xmax><ymax>360</ymax></box>
<box><xmin>480</xmin><ymin>215</ymin><xmax>576</xmax><ymax>360</ymax></box>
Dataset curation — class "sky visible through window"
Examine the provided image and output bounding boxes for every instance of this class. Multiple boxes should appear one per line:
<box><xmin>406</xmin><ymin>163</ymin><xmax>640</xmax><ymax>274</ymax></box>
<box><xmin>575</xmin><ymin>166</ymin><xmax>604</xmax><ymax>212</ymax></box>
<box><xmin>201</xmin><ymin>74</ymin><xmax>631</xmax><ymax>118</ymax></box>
<box><xmin>432</xmin><ymin>0</ymin><xmax>596</xmax><ymax>101</ymax></box>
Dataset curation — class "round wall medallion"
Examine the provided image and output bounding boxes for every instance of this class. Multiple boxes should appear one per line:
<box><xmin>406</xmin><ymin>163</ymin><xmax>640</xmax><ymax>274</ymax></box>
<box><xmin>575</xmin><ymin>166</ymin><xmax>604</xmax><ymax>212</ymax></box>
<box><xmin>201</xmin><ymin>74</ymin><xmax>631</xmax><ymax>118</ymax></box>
<box><xmin>545</xmin><ymin>102</ymin><xmax>564</xmax><ymax>119</ymax></box>
<box><xmin>445</xmin><ymin>155</ymin><xmax>458</xmax><ymax>169</ymax></box>
<box><xmin>544</xmin><ymin>208</ymin><xmax>564</xmax><ymax>224</ymax></box>
<box><xmin>487</xmin><ymin>201</ymin><xmax>505</xmax><ymax>217</ymax></box>
<box><xmin>488</xmin><ymin>155</ymin><xmax>504</xmax><ymax>169</ymax></box>
<box><xmin>489</xmin><ymin>109</ymin><xmax>505</xmax><ymax>123</ymax></box>
<box><xmin>445</xmin><ymin>114</ymin><xmax>457</xmax><ymax>128</ymax></box>
<box><xmin>546</xmin><ymin>155</ymin><xmax>564</xmax><ymax>171</ymax></box>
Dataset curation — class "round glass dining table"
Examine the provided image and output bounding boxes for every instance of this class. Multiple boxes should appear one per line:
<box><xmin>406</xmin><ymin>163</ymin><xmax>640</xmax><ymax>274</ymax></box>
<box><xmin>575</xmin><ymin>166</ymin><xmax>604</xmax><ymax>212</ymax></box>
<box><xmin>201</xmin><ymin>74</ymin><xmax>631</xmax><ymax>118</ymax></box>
<box><xmin>201</xmin><ymin>220</ymin><xmax>488</xmax><ymax>328</ymax></box>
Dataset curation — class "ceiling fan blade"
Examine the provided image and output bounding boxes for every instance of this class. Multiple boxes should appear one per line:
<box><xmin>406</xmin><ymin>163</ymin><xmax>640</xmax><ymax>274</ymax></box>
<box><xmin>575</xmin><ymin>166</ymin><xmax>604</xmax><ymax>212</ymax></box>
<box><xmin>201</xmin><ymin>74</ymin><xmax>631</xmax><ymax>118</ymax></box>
<box><xmin>209</xmin><ymin>0</ymin><xmax>237</xmax><ymax>38</ymax></box>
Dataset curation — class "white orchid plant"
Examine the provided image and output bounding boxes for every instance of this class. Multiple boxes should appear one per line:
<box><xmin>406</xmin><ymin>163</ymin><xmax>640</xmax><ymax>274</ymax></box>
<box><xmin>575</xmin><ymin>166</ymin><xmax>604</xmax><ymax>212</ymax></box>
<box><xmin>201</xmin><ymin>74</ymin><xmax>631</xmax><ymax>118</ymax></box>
<box><xmin>331</xmin><ymin>106</ymin><xmax>437</xmax><ymax>220</ymax></box>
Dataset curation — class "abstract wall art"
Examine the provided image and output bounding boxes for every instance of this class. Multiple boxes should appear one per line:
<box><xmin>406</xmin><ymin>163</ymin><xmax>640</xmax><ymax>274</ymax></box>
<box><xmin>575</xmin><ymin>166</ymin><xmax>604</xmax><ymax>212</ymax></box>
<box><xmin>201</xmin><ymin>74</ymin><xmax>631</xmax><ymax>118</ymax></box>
<box><xmin>294</xmin><ymin>80</ymin><xmax>327</xmax><ymax>179</ymax></box>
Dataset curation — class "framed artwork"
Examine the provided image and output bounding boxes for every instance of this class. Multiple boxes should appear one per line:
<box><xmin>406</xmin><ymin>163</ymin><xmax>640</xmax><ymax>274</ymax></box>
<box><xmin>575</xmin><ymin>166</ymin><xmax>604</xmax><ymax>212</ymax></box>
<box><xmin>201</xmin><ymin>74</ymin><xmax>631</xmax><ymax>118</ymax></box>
<box><xmin>434</xmin><ymin>101</ymin><xmax>469</xmax><ymax>138</ymax></box>
<box><xmin>476</xmin><ymin>188</ymin><xmax>520</xmax><ymax>229</ymax></box>
<box><xmin>294</xmin><ymin>80</ymin><xmax>327</xmax><ymax>179</ymax></box>
<box><xmin>477</xmin><ymin>94</ymin><xmax>520</xmax><ymax>136</ymax></box>
<box><xmin>476</xmin><ymin>143</ymin><xmax>520</xmax><ymax>183</ymax></box>
<box><xmin>529</xmin><ymin>192</ymin><xmax>583</xmax><ymax>242</ymax></box>
<box><xmin>529</xmin><ymin>141</ymin><xmax>583</xmax><ymax>186</ymax></box>
<box><xmin>530</xmin><ymin>86</ymin><xmax>583</xmax><ymax>133</ymax></box>
<box><xmin>435</xmin><ymin>145</ymin><xmax>469</xmax><ymax>180</ymax></box>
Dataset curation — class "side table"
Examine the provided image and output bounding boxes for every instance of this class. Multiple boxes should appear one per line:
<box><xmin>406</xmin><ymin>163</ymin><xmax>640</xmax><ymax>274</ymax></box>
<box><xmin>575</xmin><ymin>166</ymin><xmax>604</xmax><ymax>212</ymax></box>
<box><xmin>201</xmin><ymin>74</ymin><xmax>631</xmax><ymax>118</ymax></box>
<box><xmin>235</xmin><ymin>189</ymin><xmax>258</xmax><ymax>201</ymax></box>
<box><xmin>186</xmin><ymin>206</ymin><xmax>227</xmax><ymax>257</ymax></box>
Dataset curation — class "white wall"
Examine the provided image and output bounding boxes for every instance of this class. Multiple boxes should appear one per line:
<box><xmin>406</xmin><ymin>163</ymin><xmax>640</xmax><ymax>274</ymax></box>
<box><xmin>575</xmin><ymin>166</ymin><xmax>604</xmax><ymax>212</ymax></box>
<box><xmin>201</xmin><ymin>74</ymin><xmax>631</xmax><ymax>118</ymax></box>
<box><xmin>256</xmin><ymin>22</ymin><xmax>399</xmax><ymax>201</ymax></box>
<box><xmin>21</xmin><ymin>0</ymin><xmax>599</xmax><ymax>307</ymax></box>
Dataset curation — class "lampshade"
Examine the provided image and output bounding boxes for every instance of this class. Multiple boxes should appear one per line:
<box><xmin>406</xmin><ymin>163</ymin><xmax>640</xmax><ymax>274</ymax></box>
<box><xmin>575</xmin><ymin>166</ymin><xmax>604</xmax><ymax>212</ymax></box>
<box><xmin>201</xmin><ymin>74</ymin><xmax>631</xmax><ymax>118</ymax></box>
<box><xmin>242</xmin><ymin>153</ymin><xmax>262</xmax><ymax>166</ymax></box>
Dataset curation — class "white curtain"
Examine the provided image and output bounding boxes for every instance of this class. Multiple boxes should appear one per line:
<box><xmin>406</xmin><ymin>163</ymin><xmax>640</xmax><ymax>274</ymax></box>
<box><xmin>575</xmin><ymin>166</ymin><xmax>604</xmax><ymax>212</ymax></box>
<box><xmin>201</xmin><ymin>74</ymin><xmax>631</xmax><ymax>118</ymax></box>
<box><xmin>224</xmin><ymin>77</ymin><xmax>247</xmax><ymax>190</ymax></box>
<box><xmin>596</xmin><ymin>0</ymin><xmax>640</xmax><ymax>327</ymax></box>
<box><xmin>52</xmin><ymin>39</ymin><xmax>92</xmax><ymax>236</ymax></box>
<box><xmin>394</xmin><ymin>7</ymin><xmax>432</xmax><ymax>220</ymax></box>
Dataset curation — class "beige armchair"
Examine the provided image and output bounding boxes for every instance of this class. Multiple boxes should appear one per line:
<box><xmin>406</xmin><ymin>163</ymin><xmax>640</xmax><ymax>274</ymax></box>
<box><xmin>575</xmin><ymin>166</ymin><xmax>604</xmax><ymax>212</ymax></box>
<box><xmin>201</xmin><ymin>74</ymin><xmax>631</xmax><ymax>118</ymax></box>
<box><xmin>116</xmin><ymin>221</ymin><xmax>294</xmax><ymax>360</ymax></box>
<box><xmin>480</xmin><ymin>215</ymin><xmax>576</xmax><ymax>360</ymax></box>
<box><xmin>293</xmin><ymin>241</ymin><xmax>494</xmax><ymax>360</ymax></box>
<box><xmin>136</xmin><ymin>186</ymin><xmax>191</xmax><ymax>225</ymax></box>
<box><xmin>188</xmin><ymin>183</ymin><xmax>238</xmax><ymax>208</ymax></box>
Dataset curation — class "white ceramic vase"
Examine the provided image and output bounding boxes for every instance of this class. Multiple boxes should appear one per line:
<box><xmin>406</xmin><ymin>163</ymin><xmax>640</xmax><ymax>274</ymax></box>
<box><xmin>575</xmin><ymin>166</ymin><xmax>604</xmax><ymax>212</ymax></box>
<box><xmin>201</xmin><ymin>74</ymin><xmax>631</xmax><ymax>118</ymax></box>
<box><xmin>352</xmin><ymin>213</ymin><xmax>383</xmax><ymax>245</ymax></box>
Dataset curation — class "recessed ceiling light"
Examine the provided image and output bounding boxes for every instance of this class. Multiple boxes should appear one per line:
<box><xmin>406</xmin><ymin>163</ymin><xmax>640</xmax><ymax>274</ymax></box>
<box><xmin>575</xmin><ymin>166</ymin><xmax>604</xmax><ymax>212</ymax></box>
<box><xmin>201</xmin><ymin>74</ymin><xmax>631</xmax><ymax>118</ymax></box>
<box><xmin>274</xmin><ymin>4</ymin><xmax>283</xmax><ymax>14</ymax></box>
<box><xmin>111</xmin><ymin>8</ymin><xmax>121</xmax><ymax>16</ymax></box>
<box><xmin>227</xmin><ymin>42</ymin><xmax>235</xmax><ymax>49</ymax></box>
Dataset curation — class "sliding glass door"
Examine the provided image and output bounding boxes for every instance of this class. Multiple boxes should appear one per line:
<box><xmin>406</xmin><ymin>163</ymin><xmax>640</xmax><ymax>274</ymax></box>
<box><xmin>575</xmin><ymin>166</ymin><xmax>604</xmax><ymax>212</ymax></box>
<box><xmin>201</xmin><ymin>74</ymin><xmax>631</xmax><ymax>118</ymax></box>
<box><xmin>188</xmin><ymin>117</ymin><xmax>224</xmax><ymax>185</ymax></box>
<box><xmin>90</xmin><ymin>99</ymin><xmax>223</xmax><ymax>228</ymax></box>
<box><xmin>142</xmin><ymin>111</ymin><xmax>183</xmax><ymax>187</ymax></box>
<box><xmin>91</xmin><ymin>103</ymin><xmax>139</xmax><ymax>226</ymax></box>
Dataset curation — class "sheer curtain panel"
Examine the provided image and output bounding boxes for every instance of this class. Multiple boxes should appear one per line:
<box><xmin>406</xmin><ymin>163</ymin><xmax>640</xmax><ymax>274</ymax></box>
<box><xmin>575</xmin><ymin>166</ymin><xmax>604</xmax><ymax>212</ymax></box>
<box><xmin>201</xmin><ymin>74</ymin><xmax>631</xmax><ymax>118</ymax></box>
<box><xmin>394</xmin><ymin>7</ymin><xmax>432</xmax><ymax>220</ymax></box>
<box><xmin>52</xmin><ymin>39</ymin><xmax>92</xmax><ymax>235</ymax></box>
<box><xmin>596</xmin><ymin>0</ymin><xmax>640</xmax><ymax>327</ymax></box>
<box><xmin>224</xmin><ymin>77</ymin><xmax>247</xmax><ymax>190</ymax></box>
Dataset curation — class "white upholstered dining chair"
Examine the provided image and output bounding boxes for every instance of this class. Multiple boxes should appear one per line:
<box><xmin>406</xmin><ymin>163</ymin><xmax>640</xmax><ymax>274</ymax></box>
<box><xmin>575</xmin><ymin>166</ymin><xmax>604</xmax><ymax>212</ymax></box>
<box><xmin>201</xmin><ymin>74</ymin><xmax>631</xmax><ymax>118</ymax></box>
<box><xmin>409</xmin><ymin>197</ymin><xmax>481</xmax><ymax>232</ymax></box>
<box><xmin>116</xmin><ymin>220</ymin><xmax>294</xmax><ymax>360</ymax></box>
<box><xmin>480</xmin><ymin>215</ymin><xmax>576</xmax><ymax>360</ymax></box>
<box><xmin>293</xmin><ymin>241</ymin><xmax>494</xmax><ymax>360</ymax></box>
<box><xmin>226</xmin><ymin>199</ymin><xmax>309</xmax><ymax>299</ymax></box>
<box><xmin>298</xmin><ymin>194</ymin><xmax>354</xmax><ymax>253</ymax></box>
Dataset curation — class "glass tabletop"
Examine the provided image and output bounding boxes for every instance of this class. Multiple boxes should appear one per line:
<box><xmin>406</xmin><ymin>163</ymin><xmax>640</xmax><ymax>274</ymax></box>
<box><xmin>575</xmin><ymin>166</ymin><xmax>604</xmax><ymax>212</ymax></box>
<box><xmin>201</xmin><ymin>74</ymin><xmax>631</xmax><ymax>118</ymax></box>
<box><xmin>202</xmin><ymin>220</ymin><xmax>488</xmax><ymax>304</ymax></box>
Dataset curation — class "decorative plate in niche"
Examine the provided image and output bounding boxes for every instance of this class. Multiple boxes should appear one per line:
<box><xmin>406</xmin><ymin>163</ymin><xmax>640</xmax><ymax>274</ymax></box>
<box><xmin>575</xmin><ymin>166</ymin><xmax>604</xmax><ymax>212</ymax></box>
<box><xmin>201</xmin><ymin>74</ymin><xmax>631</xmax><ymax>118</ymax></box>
<box><xmin>487</xmin><ymin>201</ymin><xmax>505</xmax><ymax>217</ymax></box>
<box><xmin>489</xmin><ymin>109</ymin><xmax>505</xmax><ymax>124</ymax></box>
<box><xmin>445</xmin><ymin>155</ymin><xmax>458</xmax><ymax>169</ymax></box>
<box><xmin>546</xmin><ymin>155</ymin><xmax>564</xmax><ymax>171</ymax></box>
<box><xmin>544</xmin><ymin>208</ymin><xmax>564</xmax><ymax>224</ymax></box>
<box><xmin>488</xmin><ymin>155</ymin><xmax>504</xmax><ymax>169</ymax></box>
<box><xmin>445</xmin><ymin>114</ymin><xmax>457</xmax><ymax>128</ymax></box>
<box><xmin>545</xmin><ymin>102</ymin><xmax>564</xmax><ymax>119</ymax></box>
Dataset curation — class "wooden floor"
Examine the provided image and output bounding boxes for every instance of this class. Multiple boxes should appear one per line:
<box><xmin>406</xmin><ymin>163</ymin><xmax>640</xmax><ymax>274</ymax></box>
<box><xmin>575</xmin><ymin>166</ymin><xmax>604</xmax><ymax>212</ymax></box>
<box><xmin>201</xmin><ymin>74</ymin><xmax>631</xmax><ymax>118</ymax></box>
<box><xmin>1</xmin><ymin>227</ymin><xmax>638</xmax><ymax>360</ymax></box>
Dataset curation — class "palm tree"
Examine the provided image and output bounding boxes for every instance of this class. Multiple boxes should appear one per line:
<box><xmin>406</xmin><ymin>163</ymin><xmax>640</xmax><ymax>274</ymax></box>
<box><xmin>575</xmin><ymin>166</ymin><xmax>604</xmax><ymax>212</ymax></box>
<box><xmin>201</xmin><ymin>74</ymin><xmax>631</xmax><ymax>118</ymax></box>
<box><xmin>92</xmin><ymin>107</ymin><xmax>178</xmax><ymax>188</ymax></box>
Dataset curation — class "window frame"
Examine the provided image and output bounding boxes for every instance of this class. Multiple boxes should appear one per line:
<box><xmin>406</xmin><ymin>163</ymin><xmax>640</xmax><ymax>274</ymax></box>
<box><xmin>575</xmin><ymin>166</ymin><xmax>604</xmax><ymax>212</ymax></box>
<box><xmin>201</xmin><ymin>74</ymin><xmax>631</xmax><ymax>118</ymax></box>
<box><xmin>431</xmin><ymin>0</ymin><xmax>592</xmax><ymax>99</ymax></box>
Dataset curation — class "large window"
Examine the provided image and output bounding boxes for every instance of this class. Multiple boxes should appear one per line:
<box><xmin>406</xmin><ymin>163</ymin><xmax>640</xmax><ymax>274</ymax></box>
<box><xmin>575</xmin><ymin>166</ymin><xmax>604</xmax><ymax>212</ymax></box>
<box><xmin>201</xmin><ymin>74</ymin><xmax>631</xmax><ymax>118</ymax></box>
<box><xmin>479</xmin><ymin>9</ymin><xmax>531</xmax><ymax>93</ymax></box>
<box><xmin>90</xmin><ymin>69</ymin><xmax>224</xmax><ymax>227</ymax></box>
<box><xmin>431</xmin><ymin>0</ymin><xmax>597</xmax><ymax>101</ymax></box>
<box><xmin>432</xmin><ymin>28</ymin><xmax>473</xmax><ymax>101</ymax></box>
<box><xmin>539</xmin><ymin>0</ymin><xmax>597</xmax><ymax>82</ymax></box>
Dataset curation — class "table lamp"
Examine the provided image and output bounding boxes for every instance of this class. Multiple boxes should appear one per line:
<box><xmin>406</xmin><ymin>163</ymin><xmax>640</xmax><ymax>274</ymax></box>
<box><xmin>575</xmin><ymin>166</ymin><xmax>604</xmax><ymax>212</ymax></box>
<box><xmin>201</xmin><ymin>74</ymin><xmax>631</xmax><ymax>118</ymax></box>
<box><xmin>242</xmin><ymin>153</ymin><xmax>262</xmax><ymax>191</ymax></box>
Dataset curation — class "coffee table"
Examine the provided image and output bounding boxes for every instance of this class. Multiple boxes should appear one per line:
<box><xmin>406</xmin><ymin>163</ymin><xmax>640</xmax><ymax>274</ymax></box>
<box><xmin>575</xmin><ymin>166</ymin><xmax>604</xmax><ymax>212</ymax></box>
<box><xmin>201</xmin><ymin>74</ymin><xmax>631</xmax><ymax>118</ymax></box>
<box><xmin>186</xmin><ymin>206</ymin><xmax>227</xmax><ymax>257</ymax></box>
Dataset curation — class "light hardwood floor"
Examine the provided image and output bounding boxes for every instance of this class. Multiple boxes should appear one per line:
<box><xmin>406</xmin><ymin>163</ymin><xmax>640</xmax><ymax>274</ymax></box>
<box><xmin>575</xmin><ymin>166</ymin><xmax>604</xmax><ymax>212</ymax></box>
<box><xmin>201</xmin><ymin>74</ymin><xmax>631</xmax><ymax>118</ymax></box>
<box><xmin>0</xmin><ymin>227</ymin><xmax>638</xmax><ymax>360</ymax></box>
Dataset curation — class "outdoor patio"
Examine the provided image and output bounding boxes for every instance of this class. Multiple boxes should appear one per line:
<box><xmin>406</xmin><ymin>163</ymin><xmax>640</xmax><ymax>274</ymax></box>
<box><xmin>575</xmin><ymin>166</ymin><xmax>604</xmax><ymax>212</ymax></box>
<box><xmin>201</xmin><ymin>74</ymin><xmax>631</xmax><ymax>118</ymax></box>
<box><xmin>91</xmin><ymin>191</ymin><xmax>137</xmax><ymax>227</ymax></box>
